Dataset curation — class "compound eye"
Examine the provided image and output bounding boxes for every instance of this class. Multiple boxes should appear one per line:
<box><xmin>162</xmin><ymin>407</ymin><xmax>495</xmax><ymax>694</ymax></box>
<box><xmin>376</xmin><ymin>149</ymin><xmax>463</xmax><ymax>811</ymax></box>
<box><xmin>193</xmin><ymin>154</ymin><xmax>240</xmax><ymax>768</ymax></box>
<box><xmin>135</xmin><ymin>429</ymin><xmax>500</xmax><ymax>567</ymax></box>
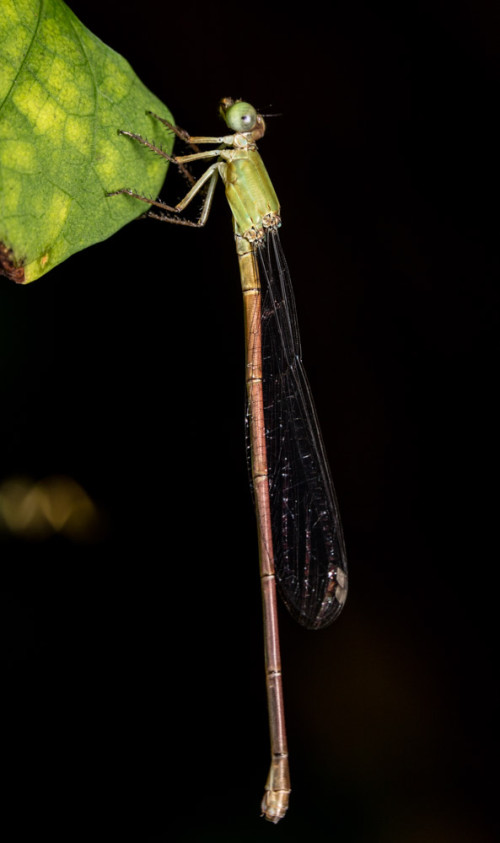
<box><xmin>225</xmin><ymin>102</ymin><xmax>257</xmax><ymax>132</ymax></box>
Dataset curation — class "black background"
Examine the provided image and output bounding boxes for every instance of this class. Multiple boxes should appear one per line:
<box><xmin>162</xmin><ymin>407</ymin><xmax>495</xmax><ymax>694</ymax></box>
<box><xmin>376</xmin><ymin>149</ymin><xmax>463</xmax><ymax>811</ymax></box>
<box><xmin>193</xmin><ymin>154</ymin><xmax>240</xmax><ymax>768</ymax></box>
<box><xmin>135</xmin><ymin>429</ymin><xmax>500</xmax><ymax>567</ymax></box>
<box><xmin>1</xmin><ymin>1</ymin><xmax>497</xmax><ymax>841</ymax></box>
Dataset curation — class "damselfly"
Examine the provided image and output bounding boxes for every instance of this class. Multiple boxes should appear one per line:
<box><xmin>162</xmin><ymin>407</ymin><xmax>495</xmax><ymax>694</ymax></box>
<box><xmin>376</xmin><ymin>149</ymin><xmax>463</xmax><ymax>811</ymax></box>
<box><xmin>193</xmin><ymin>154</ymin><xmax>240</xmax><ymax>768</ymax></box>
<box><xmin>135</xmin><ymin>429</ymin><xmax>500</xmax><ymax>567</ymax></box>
<box><xmin>108</xmin><ymin>98</ymin><xmax>348</xmax><ymax>822</ymax></box>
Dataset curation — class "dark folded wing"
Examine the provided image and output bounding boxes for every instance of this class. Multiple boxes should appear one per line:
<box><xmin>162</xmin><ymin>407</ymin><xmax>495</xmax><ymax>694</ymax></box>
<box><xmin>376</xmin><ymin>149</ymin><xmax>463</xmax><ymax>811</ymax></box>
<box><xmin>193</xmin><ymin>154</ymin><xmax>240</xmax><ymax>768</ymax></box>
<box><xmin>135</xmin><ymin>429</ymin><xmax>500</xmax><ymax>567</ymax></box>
<box><xmin>248</xmin><ymin>229</ymin><xmax>348</xmax><ymax>630</ymax></box>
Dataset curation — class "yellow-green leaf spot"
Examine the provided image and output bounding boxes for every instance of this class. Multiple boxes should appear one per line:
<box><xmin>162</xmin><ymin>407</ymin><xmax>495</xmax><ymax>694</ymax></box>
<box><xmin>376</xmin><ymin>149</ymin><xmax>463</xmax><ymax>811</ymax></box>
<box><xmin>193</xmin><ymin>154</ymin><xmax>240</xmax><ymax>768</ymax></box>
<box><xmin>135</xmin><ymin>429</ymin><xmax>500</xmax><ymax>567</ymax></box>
<box><xmin>0</xmin><ymin>0</ymin><xmax>173</xmax><ymax>283</ymax></box>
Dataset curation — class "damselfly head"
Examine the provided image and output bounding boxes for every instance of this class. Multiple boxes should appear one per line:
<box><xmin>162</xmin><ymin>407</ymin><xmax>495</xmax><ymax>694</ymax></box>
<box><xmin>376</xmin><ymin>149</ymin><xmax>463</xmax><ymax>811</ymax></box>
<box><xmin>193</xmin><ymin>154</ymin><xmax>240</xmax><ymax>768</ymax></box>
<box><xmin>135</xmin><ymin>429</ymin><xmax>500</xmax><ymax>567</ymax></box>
<box><xmin>220</xmin><ymin>98</ymin><xmax>259</xmax><ymax>134</ymax></box>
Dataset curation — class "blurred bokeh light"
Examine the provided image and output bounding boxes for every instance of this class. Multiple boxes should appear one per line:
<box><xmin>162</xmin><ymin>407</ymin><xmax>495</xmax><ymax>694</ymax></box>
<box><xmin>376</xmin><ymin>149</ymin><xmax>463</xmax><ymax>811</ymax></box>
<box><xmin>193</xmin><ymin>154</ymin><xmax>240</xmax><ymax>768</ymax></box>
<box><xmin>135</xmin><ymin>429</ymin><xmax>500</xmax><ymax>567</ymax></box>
<box><xmin>0</xmin><ymin>475</ymin><xmax>103</xmax><ymax>540</ymax></box>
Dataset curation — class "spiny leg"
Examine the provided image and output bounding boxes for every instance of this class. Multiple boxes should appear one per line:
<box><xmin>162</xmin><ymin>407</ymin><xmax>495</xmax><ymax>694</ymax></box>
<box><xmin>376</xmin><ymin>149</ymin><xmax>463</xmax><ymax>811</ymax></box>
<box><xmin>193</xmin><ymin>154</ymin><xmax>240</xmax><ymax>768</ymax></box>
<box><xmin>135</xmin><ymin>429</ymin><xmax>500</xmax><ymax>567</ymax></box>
<box><xmin>106</xmin><ymin>187</ymin><xmax>184</xmax><ymax>216</ymax></box>
<box><xmin>146</xmin><ymin>162</ymin><xmax>219</xmax><ymax>226</ymax></box>
<box><xmin>107</xmin><ymin>162</ymin><xmax>219</xmax><ymax>227</ymax></box>
<box><xmin>145</xmin><ymin>113</ymin><xmax>205</xmax><ymax>186</ymax></box>
<box><xmin>146</xmin><ymin>111</ymin><xmax>201</xmax><ymax>156</ymax></box>
<box><xmin>107</xmin><ymin>112</ymin><xmax>223</xmax><ymax>226</ymax></box>
<box><xmin>114</xmin><ymin>108</ymin><xmax>205</xmax><ymax>188</ymax></box>
<box><xmin>140</xmin><ymin>111</ymin><xmax>221</xmax><ymax>185</ymax></box>
<box><xmin>116</xmin><ymin>125</ymin><xmax>195</xmax><ymax>186</ymax></box>
<box><xmin>145</xmin><ymin>113</ymin><xmax>233</xmax><ymax>154</ymax></box>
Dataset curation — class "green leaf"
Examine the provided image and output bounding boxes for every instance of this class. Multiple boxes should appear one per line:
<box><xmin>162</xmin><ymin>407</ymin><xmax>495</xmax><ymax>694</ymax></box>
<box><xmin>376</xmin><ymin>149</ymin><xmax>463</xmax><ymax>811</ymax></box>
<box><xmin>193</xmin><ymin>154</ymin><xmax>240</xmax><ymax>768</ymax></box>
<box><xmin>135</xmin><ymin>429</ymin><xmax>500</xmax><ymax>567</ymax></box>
<box><xmin>0</xmin><ymin>0</ymin><xmax>172</xmax><ymax>283</ymax></box>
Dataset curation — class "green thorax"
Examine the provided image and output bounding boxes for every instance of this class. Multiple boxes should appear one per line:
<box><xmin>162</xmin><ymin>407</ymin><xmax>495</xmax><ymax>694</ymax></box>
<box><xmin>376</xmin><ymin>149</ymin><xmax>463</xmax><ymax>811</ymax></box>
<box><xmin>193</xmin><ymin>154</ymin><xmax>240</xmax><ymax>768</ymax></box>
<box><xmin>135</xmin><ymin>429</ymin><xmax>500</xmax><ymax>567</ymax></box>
<box><xmin>219</xmin><ymin>146</ymin><xmax>280</xmax><ymax>241</ymax></box>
